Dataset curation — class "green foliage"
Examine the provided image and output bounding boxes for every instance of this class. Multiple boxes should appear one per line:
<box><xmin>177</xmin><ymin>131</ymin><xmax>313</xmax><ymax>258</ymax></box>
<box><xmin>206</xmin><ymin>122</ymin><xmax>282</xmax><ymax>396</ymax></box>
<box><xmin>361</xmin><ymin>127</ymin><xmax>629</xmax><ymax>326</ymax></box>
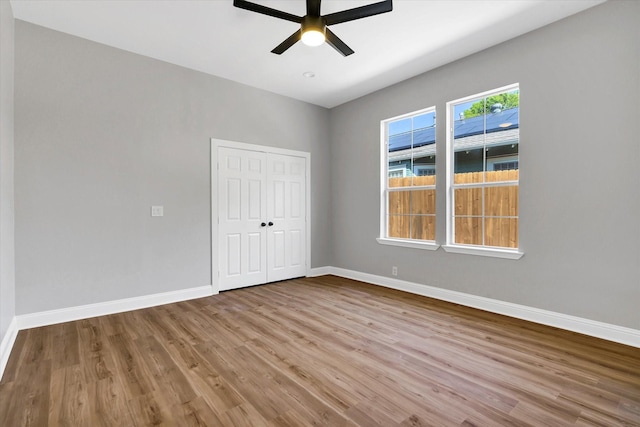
<box><xmin>462</xmin><ymin>92</ymin><xmax>519</xmax><ymax>119</ymax></box>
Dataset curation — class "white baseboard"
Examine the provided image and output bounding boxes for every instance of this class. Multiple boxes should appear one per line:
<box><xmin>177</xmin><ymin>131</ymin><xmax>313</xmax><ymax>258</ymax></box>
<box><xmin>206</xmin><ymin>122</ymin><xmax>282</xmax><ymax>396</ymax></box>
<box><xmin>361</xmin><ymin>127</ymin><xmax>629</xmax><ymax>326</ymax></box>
<box><xmin>308</xmin><ymin>266</ymin><xmax>332</xmax><ymax>277</ymax></box>
<box><xmin>0</xmin><ymin>316</ymin><xmax>19</xmax><ymax>381</ymax></box>
<box><xmin>324</xmin><ymin>266</ymin><xmax>640</xmax><ymax>348</ymax></box>
<box><xmin>17</xmin><ymin>285</ymin><xmax>215</xmax><ymax>330</ymax></box>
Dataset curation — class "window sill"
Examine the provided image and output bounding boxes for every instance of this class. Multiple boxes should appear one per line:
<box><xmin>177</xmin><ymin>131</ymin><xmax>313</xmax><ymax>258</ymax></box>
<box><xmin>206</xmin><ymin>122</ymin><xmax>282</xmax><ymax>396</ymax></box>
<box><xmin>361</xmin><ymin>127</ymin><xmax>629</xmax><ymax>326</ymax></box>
<box><xmin>442</xmin><ymin>244</ymin><xmax>523</xmax><ymax>259</ymax></box>
<box><xmin>376</xmin><ymin>238</ymin><xmax>440</xmax><ymax>251</ymax></box>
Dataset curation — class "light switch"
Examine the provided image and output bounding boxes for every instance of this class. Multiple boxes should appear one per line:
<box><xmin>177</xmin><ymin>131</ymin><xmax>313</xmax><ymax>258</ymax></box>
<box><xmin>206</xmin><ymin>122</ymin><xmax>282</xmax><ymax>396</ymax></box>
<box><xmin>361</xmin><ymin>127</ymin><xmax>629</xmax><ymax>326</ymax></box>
<box><xmin>151</xmin><ymin>206</ymin><xmax>164</xmax><ymax>217</ymax></box>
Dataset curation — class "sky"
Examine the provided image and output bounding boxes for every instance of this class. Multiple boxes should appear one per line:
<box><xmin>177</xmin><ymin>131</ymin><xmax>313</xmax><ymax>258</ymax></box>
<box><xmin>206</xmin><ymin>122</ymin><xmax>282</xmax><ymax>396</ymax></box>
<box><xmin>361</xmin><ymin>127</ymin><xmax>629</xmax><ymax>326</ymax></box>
<box><xmin>387</xmin><ymin>101</ymin><xmax>477</xmax><ymax>136</ymax></box>
<box><xmin>388</xmin><ymin>89</ymin><xmax>518</xmax><ymax>137</ymax></box>
<box><xmin>388</xmin><ymin>111</ymin><xmax>435</xmax><ymax>136</ymax></box>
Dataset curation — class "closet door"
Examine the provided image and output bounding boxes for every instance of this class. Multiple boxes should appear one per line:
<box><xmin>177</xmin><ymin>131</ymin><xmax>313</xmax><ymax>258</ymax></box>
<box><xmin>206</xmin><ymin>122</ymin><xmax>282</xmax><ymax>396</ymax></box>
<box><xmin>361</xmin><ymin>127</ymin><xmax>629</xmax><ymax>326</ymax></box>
<box><xmin>266</xmin><ymin>153</ymin><xmax>307</xmax><ymax>282</ymax></box>
<box><xmin>218</xmin><ymin>147</ymin><xmax>267</xmax><ymax>291</ymax></box>
<box><xmin>215</xmin><ymin>144</ymin><xmax>308</xmax><ymax>291</ymax></box>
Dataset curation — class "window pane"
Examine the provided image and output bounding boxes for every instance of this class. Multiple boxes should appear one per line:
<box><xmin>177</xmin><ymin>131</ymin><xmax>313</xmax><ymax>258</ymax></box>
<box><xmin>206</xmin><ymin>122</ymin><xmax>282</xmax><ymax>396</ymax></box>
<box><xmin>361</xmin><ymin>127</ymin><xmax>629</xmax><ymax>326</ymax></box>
<box><xmin>486</xmin><ymin>168</ymin><xmax>519</xmax><ymax>182</ymax></box>
<box><xmin>412</xmin><ymin>153</ymin><xmax>436</xmax><ymax>186</ymax></box>
<box><xmin>388</xmin><ymin>160</ymin><xmax>410</xmax><ymax>188</ymax></box>
<box><xmin>412</xmin><ymin>175</ymin><xmax>435</xmax><ymax>186</ymax></box>
<box><xmin>453</xmin><ymin>97</ymin><xmax>485</xmax><ymax>177</ymax></box>
<box><xmin>411</xmin><ymin>111</ymin><xmax>436</xmax><ymax>186</ymax></box>
<box><xmin>389</xmin><ymin>175</ymin><xmax>411</xmax><ymax>188</ymax></box>
<box><xmin>454</xmin><ymin>188</ymin><xmax>482</xmax><ymax>216</ymax></box>
<box><xmin>389</xmin><ymin>190</ymin><xmax>410</xmax><ymax>215</ymax></box>
<box><xmin>454</xmin><ymin>148</ymin><xmax>484</xmax><ymax>176</ymax></box>
<box><xmin>484</xmin><ymin>186</ymin><xmax>518</xmax><ymax>217</ymax></box>
<box><xmin>410</xmin><ymin>190</ymin><xmax>435</xmax><ymax>215</ymax></box>
<box><xmin>413</xmin><ymin>111</ymin><xmax>435</xmax><ymax>130</ymax></box>
<box><xmin>411</xmin><ymin>215</ymin><xmax>435</xmax><ymax>240</ymax></box>
<box><xmin>388</xmin><ymin>116</ymin><xmax>412</xmax><ymax>188</ymax></box>
<box><xmin>454</xmin><ymin>171</ymin><xmax>484</xmax><ymax>185</ymax></box>
<box><xmin>484</xmin><ymin>90</ymin><xmax>519</xmax><ymax>181</ymax></box>
<box><xmin>484</xmin><ymin>218</ymin><xmax>518</xmax><ymax>248</ymax></box>
<box><xmin>389</xmin><ymin>117</ymin><xmax>412</xmax><ymax>137</ymax></box>
<box><xmin>486</xmin><ymin>143</ymin><xmax>518</xmax><ymax>175</ymax></box>
<box><xmin>454</xmin><ymin>217</ymin><xmax>482</xmax><ymax>245</ymax></box>
<box><xmin>486</xmin><ymin>145</ymin><xmax>518</xmax><ymax>183</ymax></box>
<box><xmin>388</xmin><ymin>215</ymin><xmax>410</xmax><ymax>239</ymax></box>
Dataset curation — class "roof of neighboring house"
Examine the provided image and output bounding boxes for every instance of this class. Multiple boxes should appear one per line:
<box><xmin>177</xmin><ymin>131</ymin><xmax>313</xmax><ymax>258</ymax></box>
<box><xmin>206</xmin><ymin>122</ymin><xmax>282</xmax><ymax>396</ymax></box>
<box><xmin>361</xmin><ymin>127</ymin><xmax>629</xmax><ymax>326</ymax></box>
<box><xmin>388</xmin><ymin>107</ymin><xmax>519</xmax><ymax>152</ymax></box>
<box><xmin>389</xmin><ymin>126</ymin><xmax>436</xmax><ymax>152</ymax></box>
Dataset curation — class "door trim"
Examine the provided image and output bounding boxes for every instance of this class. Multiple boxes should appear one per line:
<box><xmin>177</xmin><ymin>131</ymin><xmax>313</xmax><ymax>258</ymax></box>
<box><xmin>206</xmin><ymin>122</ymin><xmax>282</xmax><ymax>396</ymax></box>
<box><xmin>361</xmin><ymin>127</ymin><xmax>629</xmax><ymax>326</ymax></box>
<box><xmin>211</xmin><ymin>138</ymin><xmax>311</xmax><ymax>294</ymax></box>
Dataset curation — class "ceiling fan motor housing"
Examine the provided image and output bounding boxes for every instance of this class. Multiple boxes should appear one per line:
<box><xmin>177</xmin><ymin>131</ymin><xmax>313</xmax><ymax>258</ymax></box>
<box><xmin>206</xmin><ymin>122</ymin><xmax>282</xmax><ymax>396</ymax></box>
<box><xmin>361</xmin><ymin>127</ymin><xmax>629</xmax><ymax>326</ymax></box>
<box><xmin>302</xmin><ymin>15</ymin><xmax>326</xmax><ymax>34</ymax></box>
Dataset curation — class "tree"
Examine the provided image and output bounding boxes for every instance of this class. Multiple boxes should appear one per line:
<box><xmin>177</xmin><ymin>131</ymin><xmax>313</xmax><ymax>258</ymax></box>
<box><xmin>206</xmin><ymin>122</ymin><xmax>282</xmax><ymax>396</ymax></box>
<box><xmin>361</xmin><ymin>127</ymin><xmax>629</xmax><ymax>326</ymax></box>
<box><xmin>462</xmin><ymin>92</ymin><xmax>519</xmax><ymax>119</ymax></box>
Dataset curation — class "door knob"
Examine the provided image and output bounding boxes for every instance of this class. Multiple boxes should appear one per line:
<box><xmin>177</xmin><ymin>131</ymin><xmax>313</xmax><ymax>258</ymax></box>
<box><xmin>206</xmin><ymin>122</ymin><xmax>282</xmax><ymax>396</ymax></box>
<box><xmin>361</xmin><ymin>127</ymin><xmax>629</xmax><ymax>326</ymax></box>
<box><xmin>260</xmin><ymin>222</ymin><xmax>267</xmax><ymax>227</ymax></box>
<box><xmin>268</xmin><ymin>222</ymin><xmax>274</xmax><ymax>226</ymax></box>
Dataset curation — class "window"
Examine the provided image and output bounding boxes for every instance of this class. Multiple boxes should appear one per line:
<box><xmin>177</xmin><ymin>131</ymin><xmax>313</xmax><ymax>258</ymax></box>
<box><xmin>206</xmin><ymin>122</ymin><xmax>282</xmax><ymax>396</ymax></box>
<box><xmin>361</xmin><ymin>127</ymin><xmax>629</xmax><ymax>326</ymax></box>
<box><xmin>414</xmin><ymin>165</ymin><xmax>436</xmax><ymax>176</ymax></box>
<box><xmin>445</xmin><ymin>84</ymin><xmax>522</xmax><ymax>258</ymax></box>
<box><xmin>388</xmin><ymin>167</ymin><xmax>408</xmax><ymax>178</ymax></box>
<box><xmin>492</xmin><ymin>160</ymin><xmax>519</xmax><ymax>171</ymax></box>
<box><xmin>379</xmin><ymin>107</ymin><xmax>438</xmax><ymax>248</ymax></box>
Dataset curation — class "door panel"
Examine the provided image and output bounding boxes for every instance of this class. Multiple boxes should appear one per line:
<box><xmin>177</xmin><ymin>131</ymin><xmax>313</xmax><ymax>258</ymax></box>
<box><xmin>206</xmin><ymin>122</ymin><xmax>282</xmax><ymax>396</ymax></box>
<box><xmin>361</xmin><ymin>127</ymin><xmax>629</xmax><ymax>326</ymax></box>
<box><xmin>248</xmin><ymin>180</ymin><xmax>262</xmax><ymax>219</ymax></box>
<box><xmin>272</xmin><ymin>230</ymin><xmax>285</xmax><ymax>269</ymax></box>
<box><xmin>273</xmin><ymin>180</ymin><xmax>285</xmax><ymax>219</ymax></box>
<box><xmin>226</xmin><ymin>234</ymin><xmax>241</xmax><ymax>276</ymax></box>
<box><xmin>248</xmin><ymin>232</ymin><xmax>262</xmax><ymax>273</ymax></box>
<box><xmin>218</xmin><ymin>147</ymin><xmax>267</xmax><ymax>290</ymax></box>
<box><xmin>291</xmin><ymin>182</ymin><xmax>301</xmax><ymax>218</ymax></box>
<box><xmin>226</xmin><ymin>179</ymin><xmax>241</xmax><ymax>220</ymax></box>
<box><xmin>290</xmin><ymin>229</ymin><xmax>301</xmax><ymax>267</ymax></box>
<box><xmin>266</xmin><ymin>153</ymin><xmax>307</xmax><ymax>282</ymax></box>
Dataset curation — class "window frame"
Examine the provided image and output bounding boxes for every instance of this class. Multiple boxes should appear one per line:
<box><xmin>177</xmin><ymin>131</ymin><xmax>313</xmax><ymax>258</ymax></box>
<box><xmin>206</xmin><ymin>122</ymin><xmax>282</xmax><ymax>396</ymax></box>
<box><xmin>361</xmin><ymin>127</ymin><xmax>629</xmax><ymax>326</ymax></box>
<box><xmin>443</xmin><ymin>84</ymin><xmax>523</xmax><ymax>259</ymax></box>
<box><xmin>378</xmin><ymin>106</ymin><xmax>439</xmax><ymax>251</ymax></box>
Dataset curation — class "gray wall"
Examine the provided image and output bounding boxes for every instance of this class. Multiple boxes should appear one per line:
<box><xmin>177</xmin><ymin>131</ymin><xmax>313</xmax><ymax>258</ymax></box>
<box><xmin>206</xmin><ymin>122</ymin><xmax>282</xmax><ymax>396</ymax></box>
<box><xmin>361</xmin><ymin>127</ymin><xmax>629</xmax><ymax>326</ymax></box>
<box><xmin>0</xmin><ymin>0</ymin><xmax>16</xmax><ymax>344</ymax></box>
<box><xmin>15</xmin><ymin>22</ymin><xmax>331</xmax><ymax>314</ymax></box>
<box><xmin>329</xmin><ymin>0</ymin><xmax>640</xmax><ymax>329</ymax></box>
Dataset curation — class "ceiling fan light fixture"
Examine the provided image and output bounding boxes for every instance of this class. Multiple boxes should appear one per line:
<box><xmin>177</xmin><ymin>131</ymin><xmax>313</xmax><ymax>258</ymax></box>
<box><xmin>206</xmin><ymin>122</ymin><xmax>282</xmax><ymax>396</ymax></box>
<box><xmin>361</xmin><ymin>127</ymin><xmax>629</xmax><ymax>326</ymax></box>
<box><xmin>301</xmin><ymin>15</ymin><xmax>326</xmax><ymax>47</ymax></box>
<box><xmin>302</xmin><ymin>29</ymin><xmax>325</xmax><ymax>46</ymax></box>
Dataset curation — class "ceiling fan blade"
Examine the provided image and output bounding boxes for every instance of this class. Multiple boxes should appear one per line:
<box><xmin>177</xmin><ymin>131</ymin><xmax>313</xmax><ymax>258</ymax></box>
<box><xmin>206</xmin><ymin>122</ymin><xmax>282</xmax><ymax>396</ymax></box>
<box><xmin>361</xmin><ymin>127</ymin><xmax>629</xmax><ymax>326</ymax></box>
<box><xmin>325</xmin><ymin>28</ymin><xmax>354</xmax><ymax>57</ymax></box>
<box><xmin>324</xmin><ymin>0</ymin><xmax>392</xmax><ymax>26</ymax></box>
<box><xmin>307</xmin><ymin>0</ymin><xmax>321</xmax><ymax>17</ymax></box>
<box><xmin>234</xmin><ymin>0</ymin><xmax>302</xmax><ymax>24</ymax></box>
<box><xmin>271</xmin><ymin>30</ymin><xmax>302</xmax><ymax>55</ymax></box>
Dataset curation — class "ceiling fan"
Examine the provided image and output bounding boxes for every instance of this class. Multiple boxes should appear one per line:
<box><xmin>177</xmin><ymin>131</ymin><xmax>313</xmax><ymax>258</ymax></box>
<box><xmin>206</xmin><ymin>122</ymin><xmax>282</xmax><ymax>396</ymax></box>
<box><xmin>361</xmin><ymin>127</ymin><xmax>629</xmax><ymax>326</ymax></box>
<box><xmin>233</xmin><ymin>0</ymin><xmax>393</xmax><ymax>56</ymax></box>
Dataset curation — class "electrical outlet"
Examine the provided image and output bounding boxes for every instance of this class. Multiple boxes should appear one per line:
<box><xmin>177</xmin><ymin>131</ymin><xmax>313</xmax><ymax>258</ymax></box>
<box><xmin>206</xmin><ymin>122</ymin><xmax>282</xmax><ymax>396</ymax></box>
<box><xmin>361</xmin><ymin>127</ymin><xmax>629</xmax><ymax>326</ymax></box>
<box><xmin>392</xmin><ymin>266</ymin><xmax>398</xmax><ymax>276</ymax></box>
<box><xmin>151</xmin><ymin>206</ymin><xmax>164</xmax><ymax>217</ymax></box>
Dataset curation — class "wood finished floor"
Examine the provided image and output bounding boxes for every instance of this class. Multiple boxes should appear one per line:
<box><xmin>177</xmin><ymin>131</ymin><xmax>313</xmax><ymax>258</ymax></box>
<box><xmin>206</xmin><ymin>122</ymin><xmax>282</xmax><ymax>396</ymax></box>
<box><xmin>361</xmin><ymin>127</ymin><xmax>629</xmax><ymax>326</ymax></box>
<box><xmin>1</xmin><ymin>275</ymin><xmax>639</xmax><ymax>426</ymax></box>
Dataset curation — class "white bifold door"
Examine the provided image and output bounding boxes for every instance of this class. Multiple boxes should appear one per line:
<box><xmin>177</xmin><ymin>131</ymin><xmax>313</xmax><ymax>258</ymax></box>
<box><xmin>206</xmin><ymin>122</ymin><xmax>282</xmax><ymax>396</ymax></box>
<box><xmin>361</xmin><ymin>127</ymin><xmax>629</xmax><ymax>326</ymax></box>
<box><xmin>217</xmin><ymin>146</ymin><xmax>307</xmax><ymax>291</ymax></box>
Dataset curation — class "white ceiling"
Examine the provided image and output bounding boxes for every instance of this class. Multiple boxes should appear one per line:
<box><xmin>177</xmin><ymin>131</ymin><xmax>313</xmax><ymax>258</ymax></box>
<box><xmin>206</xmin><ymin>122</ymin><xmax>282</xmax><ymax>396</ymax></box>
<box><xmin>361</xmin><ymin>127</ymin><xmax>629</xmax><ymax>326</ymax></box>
<box><xmin>10</xmin><ymin>0</ymin><xmax>604</xmax><ymax>108</ymax></box>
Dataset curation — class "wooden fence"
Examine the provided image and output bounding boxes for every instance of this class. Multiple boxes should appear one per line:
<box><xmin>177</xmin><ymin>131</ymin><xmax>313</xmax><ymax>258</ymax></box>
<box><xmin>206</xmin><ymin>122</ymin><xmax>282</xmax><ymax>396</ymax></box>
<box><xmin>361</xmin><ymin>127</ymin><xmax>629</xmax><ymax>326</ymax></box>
<box><xmin>388</xmin><ymin>170</ymin><xmax>518</xmax><ymax>248</ymax></box>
